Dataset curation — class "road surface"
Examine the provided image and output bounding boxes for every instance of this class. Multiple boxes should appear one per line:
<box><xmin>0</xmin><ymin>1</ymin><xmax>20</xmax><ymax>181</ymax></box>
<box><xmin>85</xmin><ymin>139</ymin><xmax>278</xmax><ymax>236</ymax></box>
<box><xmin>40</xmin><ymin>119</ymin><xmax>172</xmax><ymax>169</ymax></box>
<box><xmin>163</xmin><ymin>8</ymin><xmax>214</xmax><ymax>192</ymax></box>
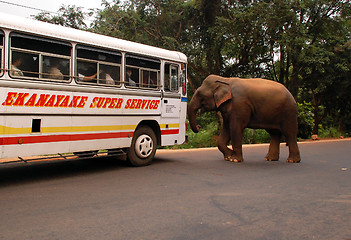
<box><xmin>1</xmin><ymin>139</ymin><xmax>351</xmax><ymax>240</ymax></box>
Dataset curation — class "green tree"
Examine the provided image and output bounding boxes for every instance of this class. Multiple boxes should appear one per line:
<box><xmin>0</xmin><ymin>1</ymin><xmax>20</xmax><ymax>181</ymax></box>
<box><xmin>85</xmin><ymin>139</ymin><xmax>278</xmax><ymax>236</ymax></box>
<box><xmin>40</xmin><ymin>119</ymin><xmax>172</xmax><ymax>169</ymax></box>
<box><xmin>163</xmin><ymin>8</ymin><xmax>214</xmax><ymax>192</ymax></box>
<box><xmin>215</xmin><ymin>1</ymin><xmax>272</xmax><ymax>78</ymax></box>
<box><xmin>34</xmin><ymin>5</ymin><xmax>89</xmax><ymax>29</ymax></box>
<box><xmin>92</xmin><ymin>0</ymin><xmax>188</xmax><ymax>48</ymax></box>
<box><xmin>92</xmin><ymin>0</ymin><xmax>204</xmax><ymax>91</ymax></box>
<box><xmin>33</xmin><ymin>0</ymin><xmax>351</xmax><ymax>139</ymax></box>
<box><xmin>297</xmin><ymin>0</ymin><xmax>351</xmax><ymax>134</ymax></box>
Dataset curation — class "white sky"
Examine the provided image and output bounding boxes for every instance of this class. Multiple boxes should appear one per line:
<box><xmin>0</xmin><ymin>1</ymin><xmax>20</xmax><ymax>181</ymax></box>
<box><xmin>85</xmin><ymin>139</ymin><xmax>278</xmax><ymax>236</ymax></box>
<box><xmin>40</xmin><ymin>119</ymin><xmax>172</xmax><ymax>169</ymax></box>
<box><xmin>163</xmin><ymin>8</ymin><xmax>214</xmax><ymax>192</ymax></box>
<box><xmin>0</xmin><ymin>0</ymin><xmax>106</xmax><ymax>20</ymax></box>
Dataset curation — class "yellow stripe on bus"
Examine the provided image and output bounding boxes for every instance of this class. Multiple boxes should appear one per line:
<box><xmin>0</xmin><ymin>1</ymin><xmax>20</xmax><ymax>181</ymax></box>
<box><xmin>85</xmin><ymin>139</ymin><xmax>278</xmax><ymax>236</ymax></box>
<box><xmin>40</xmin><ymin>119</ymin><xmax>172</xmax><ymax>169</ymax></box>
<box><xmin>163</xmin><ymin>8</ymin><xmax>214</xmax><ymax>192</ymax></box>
<box><xmin>41</xmin><ymin>125</ymin><xmax>137</xmax><ymax>133</ymax></box>
<box><xmin>0</xmin><ymin>126</ymin><xmax>32</xmax><ymax>134</ymax></box>
<box><xmin>0</xmin><ymin>125</ymin><xmax>137</xmax><ymax>135</ymax></box>
<box><xmin>0</xmin><ymin>123</ymin><xmax>179</xmax><ymax>135</ymax></box>
<box><xmin>159</xmin><ymin>123</ymin><xmax>179</xmax><ymax>129</ymax></box>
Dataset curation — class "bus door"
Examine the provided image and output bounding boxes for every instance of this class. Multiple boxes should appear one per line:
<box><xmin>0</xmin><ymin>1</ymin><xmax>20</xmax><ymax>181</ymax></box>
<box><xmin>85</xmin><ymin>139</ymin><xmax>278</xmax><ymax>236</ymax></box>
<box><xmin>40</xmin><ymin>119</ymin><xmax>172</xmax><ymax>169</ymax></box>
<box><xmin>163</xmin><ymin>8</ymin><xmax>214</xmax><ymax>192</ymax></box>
<box><xmin>161</xmin><ymin>63</ymin><xmax>181</xmax><ymax>118</ymax></box>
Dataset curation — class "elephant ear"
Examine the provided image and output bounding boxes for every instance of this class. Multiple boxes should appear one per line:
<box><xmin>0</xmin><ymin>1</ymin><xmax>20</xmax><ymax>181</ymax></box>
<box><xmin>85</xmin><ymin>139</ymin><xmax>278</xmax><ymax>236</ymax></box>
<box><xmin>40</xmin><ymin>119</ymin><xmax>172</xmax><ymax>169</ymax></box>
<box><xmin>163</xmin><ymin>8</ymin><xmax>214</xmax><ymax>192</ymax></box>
<box><xmin>213</xmin><ymin>80</ymin><xmax>232</xmax><ymax>108</ymax></box>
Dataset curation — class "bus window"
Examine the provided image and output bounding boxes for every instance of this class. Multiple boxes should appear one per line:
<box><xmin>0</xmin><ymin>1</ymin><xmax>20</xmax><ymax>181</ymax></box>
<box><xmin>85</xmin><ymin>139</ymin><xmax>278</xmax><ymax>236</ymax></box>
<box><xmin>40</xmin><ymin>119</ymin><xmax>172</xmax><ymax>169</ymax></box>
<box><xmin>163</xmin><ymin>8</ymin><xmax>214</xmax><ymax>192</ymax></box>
<box><xmin>77</xmin><ymin>59</ymin><xmax>98</xmax><ymax>83</ymax></box>
<box><xmin>10</xmin><ymin>32</ymin><xmax>71</xmax><ymax>80</ymax></box>
<box><xmin>76</xmin><ymin>45</ymin><xmax>121</xmax><ymax>86</ymax></box>
<box><xmin>181</xmin><ymin>64</ymin><xmax>187</xmax><ymax>96</ymax></box>
<box><xmin>164</xmin><ymin>63</ymin><xmax>180</xmax><ymax>92</ymax></box>
<box><xmin>164</xmin><ymin>64</ymin><xmax>170</xmax><ymax>91</ymax></box>
<box><xmin>171</xmin><ymin>65</ymin><xmax>179</xmax><ymax>91</ymax></box>
<box><xmin>100</xmin><ymin>64</ymin><xmax>120</xmax><ymax>85</ymax></box>
<box><xmin>149</xmin><ymin>71</ymin><xmax>158</xmax><ymax>88</ymax></box>
<box><xmin>11</xmin><ymin>50</ymin><xmax>38</xmax><ymax>78</ymax></box>
<box><xmin>42</xmin><ymin>56</ymin><xmax>70</xmax><ymax>80</ymax></box>
<box><xmin>125</xmin><ymin>67</ymin><xmax>139</xmax><ymax>87</ymax></box>
<box><xmin>125</xmin><ymin>55</ymin><xmax>160</xmax><ymax>89</ymax></box>
<box><xmin>141</xmin><ymin>70</ymin><xmax>158</xmax><ymax>88</ymax></box>
<box><xmin>0</xmin><ymin>31</ymin><xmax>3</xmax><ymax>76</ymax></box>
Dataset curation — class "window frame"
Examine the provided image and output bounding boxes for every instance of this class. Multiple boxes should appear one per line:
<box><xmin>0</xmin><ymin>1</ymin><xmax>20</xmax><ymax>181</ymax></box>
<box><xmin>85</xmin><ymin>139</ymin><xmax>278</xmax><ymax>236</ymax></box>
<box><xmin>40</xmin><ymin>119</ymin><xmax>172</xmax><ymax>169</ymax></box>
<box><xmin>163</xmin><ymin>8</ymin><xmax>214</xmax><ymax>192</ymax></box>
<box><xmin>125</xmin><ymin>54</ymin><xmax>161</xmax><ymax>90</ymax></box>
<box><xmin>164</xmin><ymin>62</ymin><xmax>181</xmax><ymax>93</ymax></box>
<box><xmin>140</xmin><ymin>68</ymin><xmax>159</xmax><ymax>89</ymax></box>
<box><xmin>9</xmin><ymin>32</ymin><xmax>72</xmax><ymax>82</ymax></box>
<box><xmin>0</xmin><ymin>30</ymin><xmax>4</xmax><ymax>77</ymax></box>
<box><xmin>75</xmin><ymin>44</ymin><xmax>122</xmax><ymax>87</ymax></box>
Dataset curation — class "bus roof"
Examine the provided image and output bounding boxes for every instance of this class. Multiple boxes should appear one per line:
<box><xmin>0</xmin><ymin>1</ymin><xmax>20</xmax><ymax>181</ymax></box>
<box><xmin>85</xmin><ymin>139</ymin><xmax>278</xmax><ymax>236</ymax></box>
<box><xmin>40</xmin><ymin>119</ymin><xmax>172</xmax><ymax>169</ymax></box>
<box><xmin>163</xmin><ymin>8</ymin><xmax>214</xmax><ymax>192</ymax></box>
<box><xmin>0</xmin><ymin>13</ymin><xmax>187</xmax><ymax>63</ymax></box>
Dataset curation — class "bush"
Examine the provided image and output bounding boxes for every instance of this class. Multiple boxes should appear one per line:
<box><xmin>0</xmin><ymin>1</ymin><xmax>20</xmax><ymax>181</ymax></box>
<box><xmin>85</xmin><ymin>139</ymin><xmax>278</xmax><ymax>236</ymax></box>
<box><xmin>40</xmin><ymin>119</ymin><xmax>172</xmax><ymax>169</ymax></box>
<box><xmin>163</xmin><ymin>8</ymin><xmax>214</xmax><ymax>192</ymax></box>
<box><xmin>242</xmin><ymin>129</ymin><xmax>271</xmax><ymax>144</ymax></box>
<box><xmin>297</xmin><ymin>101</ymin><xmax>314</xmax><ymax>139</ymax></box>
<box><xmin>166</xmin><ymin>120</ymin><xmax>219</xmax><ymax>149</ymax></box>
<box><xmin>185</xmin><ymin>121</ymin><xmax>219</xmax><ymax>148</ymax></box>
<box><xmin>318</xmin><ymin>126</ymin><xmax>342</xmax><ymax>139</ymax></box>
<box><xmin>195</xmin><ymin>112</ymin><xmax>220</xmax><ymax>133</ymax></box>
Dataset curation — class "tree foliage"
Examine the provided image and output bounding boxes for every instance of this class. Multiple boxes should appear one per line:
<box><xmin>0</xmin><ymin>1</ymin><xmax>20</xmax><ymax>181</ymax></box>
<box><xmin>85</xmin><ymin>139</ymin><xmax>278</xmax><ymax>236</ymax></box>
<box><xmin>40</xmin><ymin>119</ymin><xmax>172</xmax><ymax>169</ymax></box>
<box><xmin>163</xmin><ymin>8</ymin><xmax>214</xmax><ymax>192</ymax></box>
<box><xmin>34</xmin><ymin>0</ymin><xmax>351</xmax><ymax>138</ymax></box>
<box><xmin>33</xmin><ymin>5</ymin><xmax>89</xmax><ymax>29</ymax></box>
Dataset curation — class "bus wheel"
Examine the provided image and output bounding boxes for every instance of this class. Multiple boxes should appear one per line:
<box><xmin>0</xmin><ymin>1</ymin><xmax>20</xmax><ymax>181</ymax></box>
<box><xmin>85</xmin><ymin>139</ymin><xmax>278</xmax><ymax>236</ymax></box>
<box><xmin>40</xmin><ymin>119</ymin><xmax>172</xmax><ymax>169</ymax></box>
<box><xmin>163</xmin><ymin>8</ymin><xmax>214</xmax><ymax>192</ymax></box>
<box><xmin>127</xmin><ymin>126</ymin><xmax>157</xmax><ymax>167</ymax></box>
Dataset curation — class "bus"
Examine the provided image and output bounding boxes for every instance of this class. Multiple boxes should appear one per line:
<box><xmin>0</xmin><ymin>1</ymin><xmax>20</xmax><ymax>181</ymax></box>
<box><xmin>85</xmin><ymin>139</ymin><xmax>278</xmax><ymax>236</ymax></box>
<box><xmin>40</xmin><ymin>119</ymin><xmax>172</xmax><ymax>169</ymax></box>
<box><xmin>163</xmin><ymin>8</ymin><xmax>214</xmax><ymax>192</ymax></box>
<box><xmin>0</xmin><ymin>13</ymin><xmax>188</xmax><ymax>166</ymax></box>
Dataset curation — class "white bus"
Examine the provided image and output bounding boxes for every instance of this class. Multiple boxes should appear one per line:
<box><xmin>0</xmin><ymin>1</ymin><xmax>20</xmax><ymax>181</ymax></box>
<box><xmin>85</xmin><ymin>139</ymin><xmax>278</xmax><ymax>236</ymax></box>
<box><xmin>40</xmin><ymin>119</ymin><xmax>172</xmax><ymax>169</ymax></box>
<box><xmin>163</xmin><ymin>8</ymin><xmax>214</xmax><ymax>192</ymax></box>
<box><xmin>0</xmin><ymin>13</ymin><xmax>187</xmax><ymax>166</ymax></box>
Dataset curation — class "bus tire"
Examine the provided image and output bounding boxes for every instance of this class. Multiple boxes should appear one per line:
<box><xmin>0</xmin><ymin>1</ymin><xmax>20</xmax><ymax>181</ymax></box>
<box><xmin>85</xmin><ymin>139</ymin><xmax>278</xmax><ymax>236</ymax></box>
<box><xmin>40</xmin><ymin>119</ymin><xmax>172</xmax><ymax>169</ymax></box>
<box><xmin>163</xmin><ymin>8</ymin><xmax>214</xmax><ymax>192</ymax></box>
<box><xmin>127</xmin><ymin>126</ymin><xmax>157</xmax><ymax>167</ymax></box>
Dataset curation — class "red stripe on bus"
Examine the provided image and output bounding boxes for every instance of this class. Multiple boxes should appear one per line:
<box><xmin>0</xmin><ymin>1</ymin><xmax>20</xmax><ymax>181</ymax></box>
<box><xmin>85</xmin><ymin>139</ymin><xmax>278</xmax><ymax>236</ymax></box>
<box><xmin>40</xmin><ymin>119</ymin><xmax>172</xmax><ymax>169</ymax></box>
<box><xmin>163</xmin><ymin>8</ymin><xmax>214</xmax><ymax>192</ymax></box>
<box><xmin>0</xmin><ymin>129</ymin><xmax>179</xmax><ymax>145</ymax></box>
<box><xmin>0</xmin><ymin>132</ymin><xmax>134</xmax><ymax>145</ymax></box>
<box><xmin>161</xmin><ymin>129</ymin><xmax>179</xmax><ymax>135</ymax></box>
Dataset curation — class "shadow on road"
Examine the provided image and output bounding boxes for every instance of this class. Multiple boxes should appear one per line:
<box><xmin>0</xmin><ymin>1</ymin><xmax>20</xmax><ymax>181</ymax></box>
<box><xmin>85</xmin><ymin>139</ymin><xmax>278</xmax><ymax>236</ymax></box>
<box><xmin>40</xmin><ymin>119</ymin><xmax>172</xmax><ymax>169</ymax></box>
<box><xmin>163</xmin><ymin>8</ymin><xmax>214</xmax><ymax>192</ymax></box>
<box><xmin>0</xmin><ymin>156</ymin><xmax>131</xmax><ymax>186</ymax></box>
<box><xmin>0</xmin><ymin>154</ymin><xmax>179</xmax><ymax>187</ymax></box>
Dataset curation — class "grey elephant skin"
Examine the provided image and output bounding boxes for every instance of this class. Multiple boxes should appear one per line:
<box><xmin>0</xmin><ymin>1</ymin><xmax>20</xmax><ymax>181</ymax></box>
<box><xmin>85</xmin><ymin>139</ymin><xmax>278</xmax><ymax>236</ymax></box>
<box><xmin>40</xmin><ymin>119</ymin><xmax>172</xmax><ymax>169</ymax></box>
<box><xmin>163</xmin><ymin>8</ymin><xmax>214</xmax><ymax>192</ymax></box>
<box><xmin>188</xmin><ymin>75</ymin><xmax>301</xmax><ymax>163</ymax></box>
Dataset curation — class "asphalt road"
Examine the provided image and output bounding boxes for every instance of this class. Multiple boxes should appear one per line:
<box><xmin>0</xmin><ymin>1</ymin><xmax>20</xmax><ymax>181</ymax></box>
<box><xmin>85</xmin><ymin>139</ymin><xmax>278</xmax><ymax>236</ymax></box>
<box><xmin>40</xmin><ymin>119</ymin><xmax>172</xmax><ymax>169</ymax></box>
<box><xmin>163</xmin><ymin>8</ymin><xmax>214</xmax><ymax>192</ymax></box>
<box><xmin>0</xmin><ymin>139</ymin><xmax>350</xmax><ymax>240</ymax></box>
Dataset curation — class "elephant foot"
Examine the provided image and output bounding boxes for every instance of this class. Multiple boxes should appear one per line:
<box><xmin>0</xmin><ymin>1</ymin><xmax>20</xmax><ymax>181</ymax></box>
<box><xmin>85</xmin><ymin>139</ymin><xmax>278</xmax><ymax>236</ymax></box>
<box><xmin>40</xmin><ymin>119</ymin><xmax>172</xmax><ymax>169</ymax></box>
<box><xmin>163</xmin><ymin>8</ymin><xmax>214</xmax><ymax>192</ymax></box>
<box><xmin>265</xmin><ymin>153</ymin><xmax>279</xmax><ymax>161</ymax></box>
<box><xmin>286</xmin><ymin>157</ymin><xmax>301</xmax><ymax>163</ymax></box>
<box><xmin>226</xmin><ymin>155</ymin><xmax>243</xmax><ymax>163</ymax></box>
<box><xmin>265</xmin><ymin>156</ymin><xmax>279</xmax><ymax>161</ymax></box>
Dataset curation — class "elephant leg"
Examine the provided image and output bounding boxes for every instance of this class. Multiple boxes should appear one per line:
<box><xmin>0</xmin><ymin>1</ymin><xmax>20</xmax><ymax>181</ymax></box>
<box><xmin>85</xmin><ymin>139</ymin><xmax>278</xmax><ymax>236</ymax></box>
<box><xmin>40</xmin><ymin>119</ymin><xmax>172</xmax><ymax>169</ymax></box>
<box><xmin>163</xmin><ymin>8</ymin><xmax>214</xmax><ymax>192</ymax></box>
<box><xmin>285</xmin><ymin>135</ymin><xmax>301</xmax><ymax>163</ymax></box>
<box><xmin>228</xmin><ymin>123</ymin><xmax>244</xmax><ymax>163</ymax></box>
<box><xmin>281</xmin><ymin>120</ymin><xmax>301</xmax><ymax>163</ymax></box>
<box><xmin>265</xmin><ymin>129</ymin><xmax>281</xmax><ymax>161</ymax></box>
<box><xmin>217</xmin><ymin>128</ymin><xmax>233</xmax><ymax>161</ymax></box>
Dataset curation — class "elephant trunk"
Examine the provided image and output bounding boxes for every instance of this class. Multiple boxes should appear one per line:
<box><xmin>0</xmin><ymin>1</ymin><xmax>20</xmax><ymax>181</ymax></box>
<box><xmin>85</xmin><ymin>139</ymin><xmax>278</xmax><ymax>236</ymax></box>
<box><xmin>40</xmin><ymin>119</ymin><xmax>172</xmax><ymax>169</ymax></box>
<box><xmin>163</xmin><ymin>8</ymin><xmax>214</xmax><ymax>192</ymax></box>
<box><xmin>188</xmin><ymin>96</ymin><xmax>201</xmax><ymax>133</ymax></box>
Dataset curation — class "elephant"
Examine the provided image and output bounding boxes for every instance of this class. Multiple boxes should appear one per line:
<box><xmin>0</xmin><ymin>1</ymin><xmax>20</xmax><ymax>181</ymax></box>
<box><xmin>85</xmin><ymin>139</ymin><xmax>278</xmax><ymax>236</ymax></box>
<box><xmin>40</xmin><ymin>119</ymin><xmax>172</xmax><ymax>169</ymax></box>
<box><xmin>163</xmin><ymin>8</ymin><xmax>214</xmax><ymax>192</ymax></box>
<box><xmin>188</xmin><ymin>75</ymin><xmax>301</xmax><ymax>163</ymax></box>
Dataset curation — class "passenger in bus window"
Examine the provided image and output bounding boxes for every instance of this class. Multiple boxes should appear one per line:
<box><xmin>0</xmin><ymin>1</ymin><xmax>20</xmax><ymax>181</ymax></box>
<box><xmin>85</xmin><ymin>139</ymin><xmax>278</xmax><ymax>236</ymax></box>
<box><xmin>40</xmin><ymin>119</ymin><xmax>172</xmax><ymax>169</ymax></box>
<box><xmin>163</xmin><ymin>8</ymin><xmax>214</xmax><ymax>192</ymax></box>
<box><xmin>10</xmin><ymin>53</ymin><xmax>24</xmax><ymax>76</ymax></box>
<box><xmin>105</xmin><ymin>72</ymin><xmax>114</xmax><ymax>84</ymax></box>
<box><xmin>78</xmin><ymin>70</ymin><xmax>100</xmax><ymax>82</ymax></box>
<box><xmin>126</xmin><ymin>68</ymin><xmax>137</xmax><ymax>86</ymax></box>
<box><xmin>17</xmin><ymin>53</ymin><xmax>39</xmax><ymax>78</ymax></box>
<box><xmin>77</xmin><ymin>62</ymin><xmax>99</xmax><ymax>83</ymax></box>
<box><xmin>99</xmin><ymin>71</ymin><xmax>114</xmax><ymax>85</ymax></box>
<box><xmin>110</xmin><ymin>66</ymin><xmax>121</xmax><ymax>84</ymax></box>
<box><xmin>100</xmin><ymin>65</ymin><xmax>117</xmax><ymax>85</ymax></box>
<box><xmin>142</xmin><ymin>70</ymin><xmax>150</xmax><ymax>87</ymax></box>
<box><xmin>150</xmin><ymin>71</ymin><xmax>158</xmax><ymax>88</ymax></box>
<box><xmin>45</xmin><ymin>58</ymin><xmax>64</xmax><ymax>80</ymax></box>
